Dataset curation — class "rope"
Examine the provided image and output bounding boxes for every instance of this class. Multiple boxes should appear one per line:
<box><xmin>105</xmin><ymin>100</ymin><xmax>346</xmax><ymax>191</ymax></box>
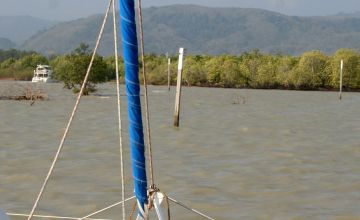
<box><xmin>79</xmin><ymin>196</ymin><xmax>135</xmax><ymax>220</ymax></box>
<box><xmin>26</xmin><ymin>1</ymin><xmax>113</xmax><ymax>220</ymax></box>
<box><xmin>165</xmin><ymin>194</ymin><xmax>171</xmax><ymax>220</ymax></box>
<box><xmin>167</xmin><ymin>197</ymin><xmax>215</xmax><ymax>220</ymax></box>
<box><xmin>7</xmin><ymin>213</ymin><xmax>110</xmax><ymax>220</ymax></box>
<box><xmin>111</xmin><ymin>1</ymin><xmax>126</xmax><ymax>220</ymax></box>
<box><xmin>128</xmin><ymin>200</ymin><xmax>137</xmax><ymax>220</ymax></box>
<box><xmin>137</xmin><ymin>0</ymin><xmax>155</xmax><ymax>188</ymax></box>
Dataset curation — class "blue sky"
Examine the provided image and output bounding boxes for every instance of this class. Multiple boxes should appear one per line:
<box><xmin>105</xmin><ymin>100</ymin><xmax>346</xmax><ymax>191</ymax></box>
<box><xmin>1</xmin><ymin>0</ymin><xmax>360</xmax><ymax>21</ymax></box>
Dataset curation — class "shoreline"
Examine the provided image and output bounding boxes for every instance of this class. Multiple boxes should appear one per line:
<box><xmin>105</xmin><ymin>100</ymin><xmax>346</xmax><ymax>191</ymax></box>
<box><xmin>0</xmin><ymin>78</ymin><xmax>15</xmax><ymax>81</ymax></box>
<box><xmin>1</xmin><ymin>78</ymin><xmax>359</xmax><ymax>92</ymax></box>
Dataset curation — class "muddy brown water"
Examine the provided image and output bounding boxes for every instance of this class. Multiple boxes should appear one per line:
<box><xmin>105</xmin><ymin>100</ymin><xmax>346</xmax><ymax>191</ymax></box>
<box><xmin>0</xmin><ymin>81</ymin><xmax>359</xmax><ymax>220</ymax></box>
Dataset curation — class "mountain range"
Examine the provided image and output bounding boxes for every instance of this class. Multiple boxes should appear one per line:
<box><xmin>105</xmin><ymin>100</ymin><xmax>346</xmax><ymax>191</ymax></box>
<box><xmin>0</xmin><ymin>15</ymin><xmax>57</xmax><ymax>45</ymax></box>
<box><xmin>3</xmin><ymin>5</ymin><xmax>360</xmax><ymax>55</ymax></box>
<box><xmin>0</xmin><ymin>37</ymin><xmax>16</xmax><ymax>49</ymax></box>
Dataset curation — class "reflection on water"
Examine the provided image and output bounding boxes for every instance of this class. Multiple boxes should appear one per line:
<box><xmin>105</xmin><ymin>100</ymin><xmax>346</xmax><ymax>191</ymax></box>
<box><xmin>0</xmin><ymin>81</ymin><xmax>359</xmax><ymax>220</ymax></box>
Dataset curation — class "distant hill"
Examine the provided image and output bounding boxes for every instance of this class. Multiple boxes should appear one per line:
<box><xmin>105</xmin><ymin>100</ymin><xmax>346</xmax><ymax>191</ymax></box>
<box><xmin>22</xmin><ymin>15</ymin><xmax>115</xmax><ymax>56</ymax></box>
<box><xmin>21</xmin><ymin>5</ymin><xmax>360</xmax><ymax>55</ymax></box>
<box><xmin>0</xmin><ymin>37</ymin><xmax>16</xmax><ymax>49</ymax></box>
<box><xmin>0</xmin><ymin>16</ymin><xmax>57</xmax><ymax>44</ymax></box>
<box><xmin>334</xmin><ymin>11</ymin><xmax>360</xmax><ymax>18</ymax></box>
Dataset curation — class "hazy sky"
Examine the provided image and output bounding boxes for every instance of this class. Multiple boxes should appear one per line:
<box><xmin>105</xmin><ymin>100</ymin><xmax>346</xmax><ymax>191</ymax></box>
<box><xmin>2</xmin><ymin>0</ymin><xmax>360</xmax><ymax>21</ymax></box>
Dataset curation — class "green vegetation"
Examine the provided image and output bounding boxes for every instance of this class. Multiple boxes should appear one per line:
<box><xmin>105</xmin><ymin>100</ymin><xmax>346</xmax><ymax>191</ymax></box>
<box><xmin>0</xmin><ymin>49</ymin><xmax>48</xmax><ymax>80</ymax></box>
<box><xmin>52</xmin><ymin>43</ymin><xmax>111</xmax><ymax>95</ymax></box>
<box><xmin>135</xmin><ymin>48</ymin><xmax>360</xmax><ymax>91</ymax></box>
<box><xmin>0</xmin><ymin>49</ymin><xmax>37</xmax><ymax>63</ymax></box>
<box><xmin>2</xmin><ymin>47</ymin><xmax>360</xmax><ymax>92</ymax></box>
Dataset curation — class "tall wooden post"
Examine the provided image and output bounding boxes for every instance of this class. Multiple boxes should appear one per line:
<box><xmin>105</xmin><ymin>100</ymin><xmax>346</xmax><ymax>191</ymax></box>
<box><xmin>174</xmin><ymin>48</ymin><xmax>185</xmax><ymax>127</ymax></box>
<box><xmin>339</xmin><ymin>59</ymin><xmax>343</xmax><ymax>100</ymax></box>
<box><xmin>168</xmin><ymin>57</ymin><xmax>171</xmax><ymax>91</ymax></box>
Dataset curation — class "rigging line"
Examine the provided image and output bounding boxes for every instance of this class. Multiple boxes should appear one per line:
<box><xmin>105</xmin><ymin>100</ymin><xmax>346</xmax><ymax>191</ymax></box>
<box><xmin>112</xmin><ymin>0</ymin><xmax>126</xmax><ymax>220</ymax></box>
<box><xmin>7</xmin><ymin>213</ymin><xmax>111</xmax><ymax>220</ymax></box>
<box><xmin>79</xmin><ymin>196</ymin><xmax>136</xmax><ymax>220</ymax></box>
<box><xmin>26</xmin><ymin>1</ymin><xmax>113</xmax><ymax>220</ymax></box>
<box><xmin>167</xmin><ymin>197</ymin><xmax>215</xmax><ymax>220</ymax></box>
<box><xmin>128</xmin><ymin>200</ymin><xmax>137</xmax><ymax>220</ymax></box>
<box><xmin>137</xmin><ymin>0</ymin><xmax>155</xmax><ymax>188</ymax></box>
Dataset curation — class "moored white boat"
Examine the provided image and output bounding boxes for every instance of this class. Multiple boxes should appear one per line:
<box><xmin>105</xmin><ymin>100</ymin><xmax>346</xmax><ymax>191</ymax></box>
<box><xmin>31</xmin><ymin>65</ymin><xmax>53</xmax><ymax>83</ymax></box>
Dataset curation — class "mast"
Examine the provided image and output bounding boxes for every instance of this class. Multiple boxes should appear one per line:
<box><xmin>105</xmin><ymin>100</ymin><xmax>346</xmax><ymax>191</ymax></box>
<box><xmin>119</xmin><ymin>0</ymin><xmax>148</xmax><ymax>214</ymax></box>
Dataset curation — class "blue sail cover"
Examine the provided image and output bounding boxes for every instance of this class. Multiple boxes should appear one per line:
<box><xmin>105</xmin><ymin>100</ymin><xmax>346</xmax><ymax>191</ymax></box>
<box><xmin>119</xmin><ymin>0</ymin><xmax>148</xmax><ymax>210</ymax></box>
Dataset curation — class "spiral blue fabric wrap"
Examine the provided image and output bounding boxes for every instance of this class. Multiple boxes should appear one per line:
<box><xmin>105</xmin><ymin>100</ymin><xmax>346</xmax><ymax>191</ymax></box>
<box><xmin>119</xmin><ymin>0</ymin><xmax>148</xmax><ymax>209</ymax></box>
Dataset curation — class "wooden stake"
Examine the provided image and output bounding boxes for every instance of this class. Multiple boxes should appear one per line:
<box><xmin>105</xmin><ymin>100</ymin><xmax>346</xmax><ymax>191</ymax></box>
<box><xmin>168</xmin><ymin>57</ymin><xmax>171</xmax><ymax>91</ymax></box>
<box><xmin>339</xmin><ymin>59</ymin><xmax>343</xmax><ymax>100</ymax></box>
<box><xmin>174</xmin><ymin>48</ymin><xmax>185</xmax><ymax>127</ymax></box>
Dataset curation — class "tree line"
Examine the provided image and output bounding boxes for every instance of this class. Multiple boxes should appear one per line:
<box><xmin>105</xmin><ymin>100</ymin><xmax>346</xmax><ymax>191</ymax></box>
<box><xmin>1</xmin><ymin>46</ymin><xmax>360</xmax><ymax>93</ymax></box>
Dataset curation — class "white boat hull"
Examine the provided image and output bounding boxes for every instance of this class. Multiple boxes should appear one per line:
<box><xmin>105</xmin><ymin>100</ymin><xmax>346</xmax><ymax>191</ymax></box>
<box><xmin>32</xmin><ymin>77</ymin><xmax>53</xmax><ymax>83</ymax></box>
